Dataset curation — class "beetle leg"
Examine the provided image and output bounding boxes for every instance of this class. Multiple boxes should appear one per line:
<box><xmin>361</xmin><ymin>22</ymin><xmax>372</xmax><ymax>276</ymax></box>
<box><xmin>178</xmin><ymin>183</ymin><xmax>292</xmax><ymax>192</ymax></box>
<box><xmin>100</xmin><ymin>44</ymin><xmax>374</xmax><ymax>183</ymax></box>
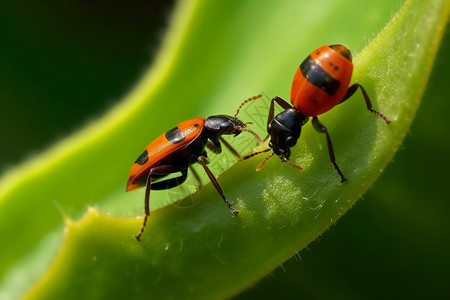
<box><xmin>268</xmin><ymin>96</ymin><xmax>292</xmax><ymax>127</ymax></box>
<box><xmin>267</xmin><ymin>97</ymin><xmax>276</xmax><ymax>127</ymax></box>
<box><xmin>150</xmin><ymin>169</ymin><xmax>188</xmax><ymax>190</ymax></box>
<box><xmin>206</xmin><ymin>140</ymin><xmax>222</xmax><ymax>154</ymax></box>
<box><xmin>311</xmin><ymin>117</ymin><xmax>347</xmax><ymax>183</ymax></box>
<box><xmin>219</xmin><ymin>137</ymin><xmax>241</xmax><ymax>159</ymax></box>
<box><xmin>339</xmin><ymin>83</ymin><xmax>357</xmax><ymax>104</ymax></box>
<box><xmin>197</xmin><ymin>156</ymin><xmax>239</xmax><ymax>216</ymax></box>
<box><xmin>208</xmin><ymin>137</ymin><xmax>242</xmax><ymax>160</ymax></box>
<box><xmin>135</xmin><ymin>164</ymin><xmax>188</xmax><ymax>241</ymax></box>
<box><xmin>189</xmin><ymin>166</ymin><xmax>202</xmax><ymax>189</ymax></box>
<box><xmin>266</xmin><ymin>96</ymin><xmax>294</xmax><ymax>141</ymax></box>
<box><xmin>273</xmin><ymin>96</ymin><xmax>293</xmax><ymax>109</ymax></box>
<box><xmin>340</xmin><ymin>83</ymin><xmax>391</xmax><ymax>124</ymax></box>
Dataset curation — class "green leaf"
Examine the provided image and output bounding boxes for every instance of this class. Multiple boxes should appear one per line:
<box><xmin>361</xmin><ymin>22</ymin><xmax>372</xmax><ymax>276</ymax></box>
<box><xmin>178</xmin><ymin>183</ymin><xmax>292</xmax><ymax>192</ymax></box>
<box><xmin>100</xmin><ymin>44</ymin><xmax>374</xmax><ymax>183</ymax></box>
<box><xmin>0</xmin><ymin>0</ymin><xmax>448</xmax><ymax>299</ymax></box>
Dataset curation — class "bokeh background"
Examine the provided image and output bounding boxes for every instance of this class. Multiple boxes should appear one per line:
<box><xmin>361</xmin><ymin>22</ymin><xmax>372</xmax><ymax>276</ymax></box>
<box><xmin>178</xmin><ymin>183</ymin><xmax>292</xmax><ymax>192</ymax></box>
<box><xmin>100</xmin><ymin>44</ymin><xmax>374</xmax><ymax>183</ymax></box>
<box><xmin>1</xmin><ymin>1</ymin><xmax>448</xmax><ymax>299</ymax></box>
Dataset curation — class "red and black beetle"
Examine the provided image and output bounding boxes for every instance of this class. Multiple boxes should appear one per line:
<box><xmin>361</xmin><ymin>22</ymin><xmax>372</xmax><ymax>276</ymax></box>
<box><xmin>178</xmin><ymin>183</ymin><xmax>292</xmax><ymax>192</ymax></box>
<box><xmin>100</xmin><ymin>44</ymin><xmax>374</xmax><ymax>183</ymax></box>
<box><xmin>244</xmin><ymin>45</ymin><xmax>390</xmax><ymax>181</ymax></box>
<box><xmin>127</xmin><ymin>95</ymin><xmax>263</xmax><ymax>241</ymax></box>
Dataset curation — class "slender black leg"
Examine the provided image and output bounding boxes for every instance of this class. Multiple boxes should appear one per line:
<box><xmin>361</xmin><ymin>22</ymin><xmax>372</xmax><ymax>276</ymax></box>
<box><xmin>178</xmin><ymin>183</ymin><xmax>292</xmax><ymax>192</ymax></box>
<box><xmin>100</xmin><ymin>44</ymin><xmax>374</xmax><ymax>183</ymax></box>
<box><xmin>268</xmin><ymin>96</ymin><xmax>292</xmax><ymax>127</ymax></box>
<box><xmin>268</xmin><ymin>97</ymin><xmax>276</xmax><ymax>128</ymax></box>
<box><xmin>341</xmin><ymin>83</ymin><xmax>391</xmax><ymax>124</ymax></box>
<box><xmin>150</xmin><ymin>169</ymin><xmax>188</xmax><ymax>190</ymax></box>
<box><xmin>219</xmin><ymin>137</ymin><xmax>241</xmax><ymax>159</ymax></box>
<box><xmin>206</xmin><ymin>140</ymin><xmax>221</xmax><ymax>154</ymax></box>
<box><xmin>189</xmin><ymin>166</ymin><xmax>202</xmax><ymax>189</ymax></box>
<box><xmin>207</xmin><ymin>138</ymin><xmax>241</xmax><ymax>159</ymax></box>
<box><xmin>135</xmin><ymin>164</ymin><xmax>188</xmax><ymax>241</ymax></box>
<box><xmin>311</xmin><ymin>117</ymin><xmax>347</xmax><ymax>182</ymax></box>
<box><xmin>197</xmin><ymin>156</ymin><xmax>239</xmax><ymax>215</ymax></box>
<box><xmin>273</xmin><ymin>96</ymin><xmax>292</xmax><ymax>109</ymax></box>
<box><xmin>263</xmin><ymin>96</ymin><xmax>294</xmax><ymax>142</ymax></box>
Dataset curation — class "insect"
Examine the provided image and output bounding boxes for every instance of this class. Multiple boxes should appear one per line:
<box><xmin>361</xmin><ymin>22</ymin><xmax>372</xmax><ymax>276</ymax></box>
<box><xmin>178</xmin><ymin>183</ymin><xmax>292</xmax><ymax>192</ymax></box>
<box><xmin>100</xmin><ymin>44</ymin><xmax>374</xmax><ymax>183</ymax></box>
<box><xmin>244</xmin><ymin>44</ymin><xmax>391</xmax><ymax>181</ymax></box>
<box><xmin>126</xmin><ymin>95</ymin><xmax>263</xmax><ymax>241</ymax></box>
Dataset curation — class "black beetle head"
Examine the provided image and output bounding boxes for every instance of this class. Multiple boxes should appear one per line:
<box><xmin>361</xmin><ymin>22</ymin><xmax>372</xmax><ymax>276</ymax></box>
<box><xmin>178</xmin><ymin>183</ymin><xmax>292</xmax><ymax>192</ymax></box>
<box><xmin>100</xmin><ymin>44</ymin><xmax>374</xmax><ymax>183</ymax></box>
<box><xmin>205</xmin><ymin>115</ymin><xmax>245</xmax><ymax>136</ymax></box>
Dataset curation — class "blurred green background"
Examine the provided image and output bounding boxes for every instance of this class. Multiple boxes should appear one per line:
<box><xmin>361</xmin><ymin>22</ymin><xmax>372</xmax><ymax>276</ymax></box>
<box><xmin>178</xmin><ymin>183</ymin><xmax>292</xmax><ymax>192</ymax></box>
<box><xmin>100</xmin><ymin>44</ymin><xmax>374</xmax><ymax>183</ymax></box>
<box><xmin>0</xmin><ymin>0</ymin><xmax>174</xmax><ymax>171</ymax></box>
<box><xmin>1</xmin><ymin>0</ymin><xmax>448</xmax><ymax>299</ymax></box>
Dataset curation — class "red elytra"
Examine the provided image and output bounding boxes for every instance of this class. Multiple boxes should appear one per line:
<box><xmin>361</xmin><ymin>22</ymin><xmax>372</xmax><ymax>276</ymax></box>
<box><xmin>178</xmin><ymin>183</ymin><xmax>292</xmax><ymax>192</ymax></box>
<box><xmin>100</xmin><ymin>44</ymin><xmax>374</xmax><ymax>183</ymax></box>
<box><xmin>291</xmin><ymin>44</ymin><xmax>354</xmax><ymax>116</ymax></box>
<box><xmin>126</xmin><ymin>117</ymin><xmax>205</xmax><ymax>192</ymax></box>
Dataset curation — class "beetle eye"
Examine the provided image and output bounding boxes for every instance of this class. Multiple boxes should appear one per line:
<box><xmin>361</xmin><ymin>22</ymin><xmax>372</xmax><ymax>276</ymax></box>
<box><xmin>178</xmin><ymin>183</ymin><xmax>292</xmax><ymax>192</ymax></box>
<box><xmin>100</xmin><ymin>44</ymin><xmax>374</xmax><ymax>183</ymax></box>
<box><xmin>267</xmin><ymin>124</ymin><xmax>272</xmax><ymax>134</ymax></box>
<box><xmin>268</xmin><ymin>141</ymin><xmax>273</xmax><ymax>148</ymax></box>
<box><xmin>285</xmin><ymin>136</ymin><xmax>297</xmax><ymax>148</ymax></box>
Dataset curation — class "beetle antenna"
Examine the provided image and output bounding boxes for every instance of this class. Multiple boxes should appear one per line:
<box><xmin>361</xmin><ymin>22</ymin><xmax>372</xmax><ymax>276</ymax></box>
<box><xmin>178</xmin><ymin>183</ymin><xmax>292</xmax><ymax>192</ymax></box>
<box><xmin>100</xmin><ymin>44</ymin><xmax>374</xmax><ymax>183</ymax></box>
<box><xmin>234</xmin><ymin>93</ymin><xmax>265</xmax><ymax>117</ymax></box>
<box><xmin>242</xmin><ymin>148</ymin><xmax>271</xmax><ymax>160</ymax></box>
<box><xmin>235</xmin><ymin>126</ymin><xmax>263</xmax><ymax>144</ymax></box>
<box><xmin>281</xmin><ymin>157</ymin><xmax>303</xmax><ymax>170</ymax></box>
<box><xmin>256</xmin><ymin>152</ymin><xmax>274</xmax><ymax>171</ymax></box>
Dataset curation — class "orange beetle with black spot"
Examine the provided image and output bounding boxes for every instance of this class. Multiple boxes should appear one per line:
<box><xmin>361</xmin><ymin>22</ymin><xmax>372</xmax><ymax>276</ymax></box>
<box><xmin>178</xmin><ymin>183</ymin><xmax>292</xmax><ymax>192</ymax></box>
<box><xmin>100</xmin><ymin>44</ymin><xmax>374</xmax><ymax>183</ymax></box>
<box><xmin>126</xmin><ymin>95</ymin><xmax>263</xmax><ymax>241</ymax></box>
<box><xmin>244</xmin><ymin>45</ymin><xmax>391</xmax><ymax>182</ymax></box>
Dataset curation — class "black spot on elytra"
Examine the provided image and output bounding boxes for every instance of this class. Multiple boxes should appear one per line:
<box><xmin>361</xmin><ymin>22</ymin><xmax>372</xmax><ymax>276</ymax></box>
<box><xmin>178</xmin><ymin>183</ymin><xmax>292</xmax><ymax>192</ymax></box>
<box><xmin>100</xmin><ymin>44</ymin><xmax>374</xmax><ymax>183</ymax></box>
<box><xmin>165</xmin><ymin>126</ymin><xmax>186</xmax><ymax>144</ymax></box>
<box><xmin>135</xmin><ymin>149</ymin><xmax>149</xmax><ymax>165</ymax></box>
<box><xmin>329</xmin><ymin>62</ymin><xmax>339</xmax><ymax>71</ymax></box>
<box><xmin>194</xmin><ymin>123</ymin><xmax>199</xmax><ymax>128</ymax></box>
<box><xmin>300</xmin><ymin>55</ymin><xmax>340</xmax><ymax>96</ymax></box>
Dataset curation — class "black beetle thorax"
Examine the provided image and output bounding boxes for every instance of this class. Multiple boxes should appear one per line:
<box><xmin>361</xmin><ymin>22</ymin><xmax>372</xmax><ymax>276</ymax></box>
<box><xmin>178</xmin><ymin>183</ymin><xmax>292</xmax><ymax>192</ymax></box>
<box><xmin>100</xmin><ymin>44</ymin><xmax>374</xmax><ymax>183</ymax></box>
<box><xmin>271</xmin><ymin>109</ymin><xmax>302</xmax><ymax>138</ymax></box>
<box><xmin>268</xmin><ymin>109</ymin><xmax>305</xmax><ymax>157</ymax></box>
